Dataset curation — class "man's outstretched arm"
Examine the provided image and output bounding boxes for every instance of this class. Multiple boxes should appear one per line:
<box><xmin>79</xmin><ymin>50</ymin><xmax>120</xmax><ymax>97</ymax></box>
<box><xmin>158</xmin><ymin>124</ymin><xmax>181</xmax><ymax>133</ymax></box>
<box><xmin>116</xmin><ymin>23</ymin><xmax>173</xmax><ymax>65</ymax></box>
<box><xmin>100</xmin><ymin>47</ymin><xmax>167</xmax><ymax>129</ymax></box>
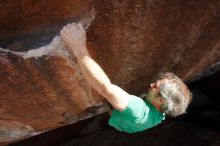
<box><xmin>61</xmin><ymin>23</ymin><xmax>130</xmax><ymax>111</ymax></box>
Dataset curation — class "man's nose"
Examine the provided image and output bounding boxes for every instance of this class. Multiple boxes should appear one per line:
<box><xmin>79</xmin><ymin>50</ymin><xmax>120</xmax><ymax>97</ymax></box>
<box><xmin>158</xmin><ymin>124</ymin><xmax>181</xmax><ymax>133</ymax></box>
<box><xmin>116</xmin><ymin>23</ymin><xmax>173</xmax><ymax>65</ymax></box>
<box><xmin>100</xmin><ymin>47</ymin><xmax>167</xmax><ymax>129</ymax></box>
<box><xmin>150</xmin><ymin>83</ymin><xmax>157</xmax><ymax>88</ymax></box>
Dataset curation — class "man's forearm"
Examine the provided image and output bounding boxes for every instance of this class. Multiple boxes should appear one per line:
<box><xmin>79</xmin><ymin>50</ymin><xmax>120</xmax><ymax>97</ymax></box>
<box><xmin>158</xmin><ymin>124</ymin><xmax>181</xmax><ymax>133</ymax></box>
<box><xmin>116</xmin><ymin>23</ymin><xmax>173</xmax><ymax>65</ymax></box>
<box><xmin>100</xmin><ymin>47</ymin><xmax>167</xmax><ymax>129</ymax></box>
<box><xmin>76</xmin><ymin>51</ymin><xmax>112</xmax><ymax>96</ymax></box>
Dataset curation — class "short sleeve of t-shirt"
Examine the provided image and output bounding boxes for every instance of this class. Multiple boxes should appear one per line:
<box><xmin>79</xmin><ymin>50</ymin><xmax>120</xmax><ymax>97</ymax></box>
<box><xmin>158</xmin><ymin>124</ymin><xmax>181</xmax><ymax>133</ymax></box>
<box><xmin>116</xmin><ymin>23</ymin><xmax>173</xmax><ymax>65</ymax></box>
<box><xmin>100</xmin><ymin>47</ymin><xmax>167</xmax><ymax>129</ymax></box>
<box><xmin>108</xmin><ymin>95</ymin><xmax>165</xmax><ymax>133</ymax></box>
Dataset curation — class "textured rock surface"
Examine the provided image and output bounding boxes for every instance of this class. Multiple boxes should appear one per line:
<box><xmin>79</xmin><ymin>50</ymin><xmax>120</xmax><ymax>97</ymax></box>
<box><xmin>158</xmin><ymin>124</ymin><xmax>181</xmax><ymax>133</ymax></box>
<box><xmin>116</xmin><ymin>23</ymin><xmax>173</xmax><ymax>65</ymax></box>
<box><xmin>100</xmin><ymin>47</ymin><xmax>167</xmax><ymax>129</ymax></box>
<box><xmin>0</xmin><ymin>0</ymin><xmax>220</xmax><ymax>145</ymax></box>
<box><xmin>0</xmin><ymin>36</ymin><xmax>106</xmax><ymax>145</ymax></box>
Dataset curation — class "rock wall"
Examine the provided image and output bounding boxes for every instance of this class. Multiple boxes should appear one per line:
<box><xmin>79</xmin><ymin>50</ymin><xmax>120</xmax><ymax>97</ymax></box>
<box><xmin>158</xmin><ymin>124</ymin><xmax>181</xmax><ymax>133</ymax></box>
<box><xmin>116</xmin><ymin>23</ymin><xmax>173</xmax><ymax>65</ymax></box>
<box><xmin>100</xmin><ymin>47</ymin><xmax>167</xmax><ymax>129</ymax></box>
<box><xmin>0</xmin><ymin>0</ymin><xmax>220</xmax><ymax>144</ymax></box>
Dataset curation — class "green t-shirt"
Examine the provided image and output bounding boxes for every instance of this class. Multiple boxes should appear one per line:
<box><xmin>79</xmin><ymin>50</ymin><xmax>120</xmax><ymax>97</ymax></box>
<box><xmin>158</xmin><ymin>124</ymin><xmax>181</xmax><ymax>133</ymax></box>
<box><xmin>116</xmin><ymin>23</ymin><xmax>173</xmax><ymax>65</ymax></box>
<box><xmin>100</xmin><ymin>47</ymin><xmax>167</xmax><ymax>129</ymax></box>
<box><xmin>108</xmin><ymin>95</ymin><xmax>165</xmax><ymax>133</ymax></box>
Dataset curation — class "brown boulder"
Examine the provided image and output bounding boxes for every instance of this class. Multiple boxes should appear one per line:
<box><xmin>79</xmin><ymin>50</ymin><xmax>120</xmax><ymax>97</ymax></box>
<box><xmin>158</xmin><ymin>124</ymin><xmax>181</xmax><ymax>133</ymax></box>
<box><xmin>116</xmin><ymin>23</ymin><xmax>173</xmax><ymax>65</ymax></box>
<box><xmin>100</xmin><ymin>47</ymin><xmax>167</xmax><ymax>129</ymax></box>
<box><xmin>0</xmin><ymin>0</ymin><xmax>220</xmax><ymax>144</ymax></box>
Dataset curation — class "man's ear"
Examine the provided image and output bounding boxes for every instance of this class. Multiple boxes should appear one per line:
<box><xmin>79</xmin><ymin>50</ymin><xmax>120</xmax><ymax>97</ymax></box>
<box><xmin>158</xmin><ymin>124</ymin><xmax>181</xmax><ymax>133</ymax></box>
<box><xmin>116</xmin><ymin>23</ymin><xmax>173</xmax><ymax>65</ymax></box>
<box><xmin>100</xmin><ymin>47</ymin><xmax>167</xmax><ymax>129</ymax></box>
<box><xmin>159</xmin><ymin>97</ymin><xmax>164</xmax><ymax>104</ymax></box>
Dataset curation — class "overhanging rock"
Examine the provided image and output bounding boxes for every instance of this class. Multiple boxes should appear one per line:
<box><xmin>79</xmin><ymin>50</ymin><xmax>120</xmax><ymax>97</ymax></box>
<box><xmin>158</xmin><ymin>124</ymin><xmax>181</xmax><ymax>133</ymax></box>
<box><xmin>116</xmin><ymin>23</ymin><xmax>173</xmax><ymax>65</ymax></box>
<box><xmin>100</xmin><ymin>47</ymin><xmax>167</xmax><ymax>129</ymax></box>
<box><xmin>0</xmin><ymin>0</ymin><xmax>220</xmax><ymax>145</ymax></box>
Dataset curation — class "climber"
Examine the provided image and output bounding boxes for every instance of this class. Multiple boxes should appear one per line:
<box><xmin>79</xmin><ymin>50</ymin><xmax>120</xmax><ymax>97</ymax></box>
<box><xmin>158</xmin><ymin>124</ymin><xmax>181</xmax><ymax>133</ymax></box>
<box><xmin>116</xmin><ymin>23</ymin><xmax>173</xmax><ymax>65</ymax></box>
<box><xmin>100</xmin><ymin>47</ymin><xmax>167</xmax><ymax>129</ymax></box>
<box><xmin>60</xmin><ymin>23</ymin><xmax>192</xmax><ymax>133</ymax></box>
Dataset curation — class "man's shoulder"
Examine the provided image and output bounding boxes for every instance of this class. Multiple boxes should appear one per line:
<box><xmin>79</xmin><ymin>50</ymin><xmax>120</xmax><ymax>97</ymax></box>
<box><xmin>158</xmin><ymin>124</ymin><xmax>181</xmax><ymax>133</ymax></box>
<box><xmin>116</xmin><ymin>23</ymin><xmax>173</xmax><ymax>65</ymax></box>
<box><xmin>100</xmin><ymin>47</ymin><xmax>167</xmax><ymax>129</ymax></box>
<box><xmin>108</xmin><ymin>95</ymin><xmax>152</xmax><ymax>133</ymax></box>
<box><xmin>111</xmin><ymin>95</ymin><xmax>150</xmax><ymax>120</ymax></box>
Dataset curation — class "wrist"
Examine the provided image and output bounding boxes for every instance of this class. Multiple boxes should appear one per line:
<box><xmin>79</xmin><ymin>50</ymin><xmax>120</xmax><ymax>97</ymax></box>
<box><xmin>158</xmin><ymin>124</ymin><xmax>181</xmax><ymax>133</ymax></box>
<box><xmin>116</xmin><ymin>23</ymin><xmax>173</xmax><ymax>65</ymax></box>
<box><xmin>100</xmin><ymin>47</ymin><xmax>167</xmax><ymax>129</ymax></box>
<box><xmin>71</xmin><ymin>47</ymin><xmax>89</xmax><ymax>59</ymax></box>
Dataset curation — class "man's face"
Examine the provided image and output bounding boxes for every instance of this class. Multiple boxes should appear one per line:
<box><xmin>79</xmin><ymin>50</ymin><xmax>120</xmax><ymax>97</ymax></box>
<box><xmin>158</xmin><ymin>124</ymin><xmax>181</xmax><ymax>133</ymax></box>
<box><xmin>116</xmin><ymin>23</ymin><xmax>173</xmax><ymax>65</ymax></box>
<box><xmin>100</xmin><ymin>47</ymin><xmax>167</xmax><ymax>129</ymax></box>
<box><xmin>146</xmin><ymin>79</ymin><xmax>169</xmax><ymax>112</ymax></box>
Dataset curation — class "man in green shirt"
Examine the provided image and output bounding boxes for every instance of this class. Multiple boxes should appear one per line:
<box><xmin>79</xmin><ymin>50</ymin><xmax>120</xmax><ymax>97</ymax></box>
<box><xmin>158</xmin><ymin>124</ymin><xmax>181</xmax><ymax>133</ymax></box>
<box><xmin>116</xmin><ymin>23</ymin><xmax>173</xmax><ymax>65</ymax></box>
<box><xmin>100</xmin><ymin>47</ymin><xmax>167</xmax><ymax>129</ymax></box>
<box><xmin>60</xmin><ymin>23</ymin><xmax>192</xmax><ymax>133</ymax></box>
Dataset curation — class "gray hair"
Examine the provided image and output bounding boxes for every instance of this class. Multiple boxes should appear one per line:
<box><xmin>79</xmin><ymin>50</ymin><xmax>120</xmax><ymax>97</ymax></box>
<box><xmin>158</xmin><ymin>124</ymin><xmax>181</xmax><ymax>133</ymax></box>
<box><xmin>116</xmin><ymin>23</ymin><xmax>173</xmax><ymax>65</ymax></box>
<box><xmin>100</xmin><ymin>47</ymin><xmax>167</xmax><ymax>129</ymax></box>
<box><xmin>158</xmin><ymin>72</ymin><xmax>192</xmax><ymax>117</ymax></box>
